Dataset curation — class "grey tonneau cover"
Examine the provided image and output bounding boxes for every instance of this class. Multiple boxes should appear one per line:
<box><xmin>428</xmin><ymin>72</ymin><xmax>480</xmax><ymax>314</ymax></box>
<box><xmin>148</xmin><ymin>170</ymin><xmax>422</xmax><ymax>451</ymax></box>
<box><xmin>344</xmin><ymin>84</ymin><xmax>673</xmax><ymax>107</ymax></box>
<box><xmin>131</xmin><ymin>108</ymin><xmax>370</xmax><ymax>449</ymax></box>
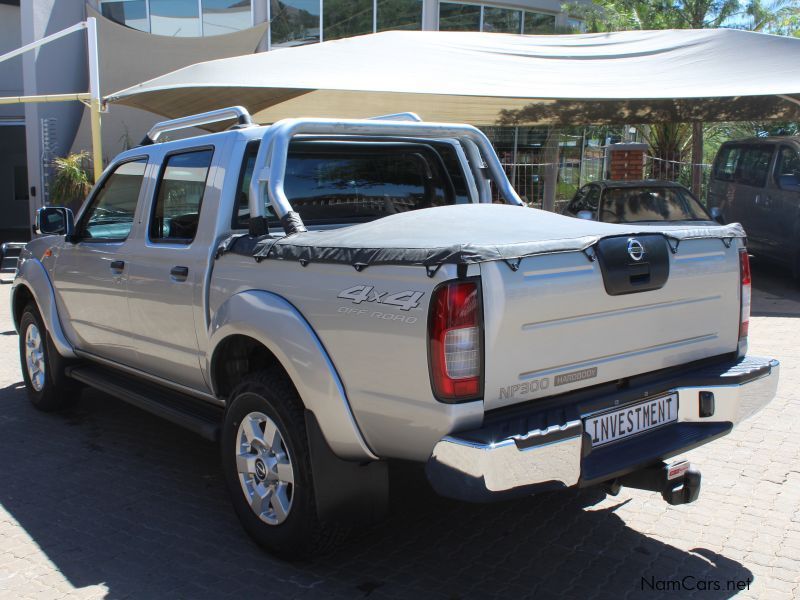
<box><xmin>219</xmin><ymin>204</ymin><xmax>745</xmax><ymax>272</ymax></box>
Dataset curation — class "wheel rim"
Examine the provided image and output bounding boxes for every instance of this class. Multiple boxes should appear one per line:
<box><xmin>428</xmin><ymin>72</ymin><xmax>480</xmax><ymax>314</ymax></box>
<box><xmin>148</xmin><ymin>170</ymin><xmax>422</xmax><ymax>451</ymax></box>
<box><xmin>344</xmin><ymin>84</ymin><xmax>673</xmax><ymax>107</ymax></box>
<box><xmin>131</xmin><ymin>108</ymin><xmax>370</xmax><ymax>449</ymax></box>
<box><xmin>24</xmin><ymin>323</ymin><xmax>46</xmax><ymax>392</ymax></box>
<box><xmin>235</xmin><ymin>410</ymin><xmax>295</xmax><ymax>525</ymax></box>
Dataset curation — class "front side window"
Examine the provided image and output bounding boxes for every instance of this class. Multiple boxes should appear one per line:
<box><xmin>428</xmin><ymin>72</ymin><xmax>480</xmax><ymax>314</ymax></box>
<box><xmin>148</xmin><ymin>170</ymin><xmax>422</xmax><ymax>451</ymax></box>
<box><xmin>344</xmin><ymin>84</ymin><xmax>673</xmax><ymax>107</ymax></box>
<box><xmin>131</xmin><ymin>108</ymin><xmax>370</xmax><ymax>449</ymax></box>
<box><xmin>775</xmin><ymin>146</ymin><xmax>800</xmax><ymax>183</ymax></box>
<box><xmin>736</xmin><ymin>146</ymin><xmax>774</xmax><ymax>188</ymax></box>
<box><xmin>150</xmin><ymin>149</ymin><xmax>214</xmax><ymax>243</ymax></box>
<box><xmin>79</xmin><ymin>159</ymin><xmax>148</xmax><ymax>242</ymax></box>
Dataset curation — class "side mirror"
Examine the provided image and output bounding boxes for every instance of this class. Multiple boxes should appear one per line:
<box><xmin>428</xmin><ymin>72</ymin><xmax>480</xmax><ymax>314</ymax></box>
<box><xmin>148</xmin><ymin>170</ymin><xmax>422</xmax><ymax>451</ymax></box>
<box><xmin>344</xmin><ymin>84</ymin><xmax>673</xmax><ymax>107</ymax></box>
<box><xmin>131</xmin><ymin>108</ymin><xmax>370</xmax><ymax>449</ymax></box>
<box><xmin>576</xmin><ymin>210</ymin><xmax>595</xmax><ymax>220</ymax></box>
<box><xmin>34</xmin><ymin>206</ymin><xmax>74</xmax><ymax>237</ymax></box>
<box><xmin>777</xmin><ymin>174</ymin><xmax>800</xmax><ymax>192</ymax></box>
<box><xmin>709</xmin><ymin>206</ymin><xmax>724</xmax><ymax>224</ymax></box>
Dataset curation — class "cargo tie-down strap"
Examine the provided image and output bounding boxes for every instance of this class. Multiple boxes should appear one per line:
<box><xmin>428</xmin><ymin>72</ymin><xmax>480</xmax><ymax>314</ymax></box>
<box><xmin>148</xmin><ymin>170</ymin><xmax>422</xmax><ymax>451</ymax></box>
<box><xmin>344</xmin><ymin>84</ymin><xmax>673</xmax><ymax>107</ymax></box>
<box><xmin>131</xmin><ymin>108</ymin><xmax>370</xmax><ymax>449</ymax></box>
<box><xmin>216</xmin><ymin>204</ymin><xmax>746</xmax><ymax>277</ymax></box>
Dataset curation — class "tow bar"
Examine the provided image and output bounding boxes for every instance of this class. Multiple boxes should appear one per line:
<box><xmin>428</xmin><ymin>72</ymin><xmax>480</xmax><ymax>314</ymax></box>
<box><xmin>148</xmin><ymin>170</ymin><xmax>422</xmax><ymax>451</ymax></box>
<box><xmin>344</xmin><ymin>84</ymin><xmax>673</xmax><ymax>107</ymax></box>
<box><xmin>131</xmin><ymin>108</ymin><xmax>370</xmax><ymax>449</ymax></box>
<box><xmin>606</xmin><ymin>460</ymin><xmax>701</xmax><ymax>505</ymax></box>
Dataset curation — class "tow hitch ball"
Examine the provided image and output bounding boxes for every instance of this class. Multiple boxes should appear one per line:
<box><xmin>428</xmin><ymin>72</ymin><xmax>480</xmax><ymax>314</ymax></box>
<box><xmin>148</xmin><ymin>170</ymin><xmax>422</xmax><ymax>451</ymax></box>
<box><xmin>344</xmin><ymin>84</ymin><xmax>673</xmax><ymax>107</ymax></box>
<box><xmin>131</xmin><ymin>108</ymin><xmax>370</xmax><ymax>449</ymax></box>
<box><xmin>605</xmin><ymin>460</ymin><xmax>701</xmax><ymax>506</ymax></box>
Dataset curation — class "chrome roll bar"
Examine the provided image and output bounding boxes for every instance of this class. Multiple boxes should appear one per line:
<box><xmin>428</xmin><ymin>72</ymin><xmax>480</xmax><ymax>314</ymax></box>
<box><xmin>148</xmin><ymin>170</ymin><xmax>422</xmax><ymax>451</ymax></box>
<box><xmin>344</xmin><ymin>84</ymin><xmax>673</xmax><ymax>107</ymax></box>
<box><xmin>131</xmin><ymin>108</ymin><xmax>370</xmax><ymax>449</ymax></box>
<box><xmin>247</xmin><ymin>118</ymin><xmax>524</xmax><ymax>236</ymax></box>
<box><xmin>143</xmin><ymin>106</ymin><xmax>253</xmax><ymax>144</ymax></box>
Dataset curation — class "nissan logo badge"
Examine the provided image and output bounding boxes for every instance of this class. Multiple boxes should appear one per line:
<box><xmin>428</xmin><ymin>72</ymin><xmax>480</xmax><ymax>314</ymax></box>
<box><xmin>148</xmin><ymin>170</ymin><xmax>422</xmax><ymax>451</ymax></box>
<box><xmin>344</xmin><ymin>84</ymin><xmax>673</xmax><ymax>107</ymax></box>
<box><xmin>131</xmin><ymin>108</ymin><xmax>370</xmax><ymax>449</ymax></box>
<box><xmin>627</xmin><ymin>238</ymin><xmax>645</xmax><ymax>261</ymax></box>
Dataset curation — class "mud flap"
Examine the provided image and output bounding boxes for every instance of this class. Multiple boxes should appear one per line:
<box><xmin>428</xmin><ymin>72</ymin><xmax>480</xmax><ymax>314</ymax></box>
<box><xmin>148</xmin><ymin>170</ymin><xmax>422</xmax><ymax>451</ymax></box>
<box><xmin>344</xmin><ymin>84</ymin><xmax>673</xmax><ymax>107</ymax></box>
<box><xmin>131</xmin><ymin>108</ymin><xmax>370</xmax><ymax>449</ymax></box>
<box><xmin>304</xmin><ymin>410</ymin><xmax>388</xmax><ymax>525</ymax></box>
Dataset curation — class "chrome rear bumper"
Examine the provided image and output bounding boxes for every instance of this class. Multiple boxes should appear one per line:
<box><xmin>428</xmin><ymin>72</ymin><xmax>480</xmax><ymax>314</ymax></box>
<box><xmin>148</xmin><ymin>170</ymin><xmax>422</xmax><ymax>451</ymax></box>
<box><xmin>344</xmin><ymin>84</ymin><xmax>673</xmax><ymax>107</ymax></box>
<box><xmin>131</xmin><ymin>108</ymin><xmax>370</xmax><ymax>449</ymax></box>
<box><xmin>426</xmin><ymin>356</ymin><xmax>779</xmax><ymax>502</ymax></box>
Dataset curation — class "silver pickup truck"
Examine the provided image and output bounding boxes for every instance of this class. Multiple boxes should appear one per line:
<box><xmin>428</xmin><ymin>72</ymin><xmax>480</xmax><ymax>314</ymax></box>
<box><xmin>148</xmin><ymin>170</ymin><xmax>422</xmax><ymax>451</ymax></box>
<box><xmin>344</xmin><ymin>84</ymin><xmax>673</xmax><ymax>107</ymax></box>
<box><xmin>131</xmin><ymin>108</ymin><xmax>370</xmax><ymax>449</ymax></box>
<box><xmin>12</xmin><ymin>107</ymin><xmax>779</xmax><ymax>559</ymax></box>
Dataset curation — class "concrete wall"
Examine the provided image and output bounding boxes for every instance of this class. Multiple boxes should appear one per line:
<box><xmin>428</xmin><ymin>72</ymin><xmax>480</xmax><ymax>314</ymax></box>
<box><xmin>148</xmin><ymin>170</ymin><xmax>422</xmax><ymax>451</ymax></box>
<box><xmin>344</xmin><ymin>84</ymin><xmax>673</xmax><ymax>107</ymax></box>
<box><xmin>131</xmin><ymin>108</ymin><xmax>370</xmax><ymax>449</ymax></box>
<box><xmin>0</xmin><ymin>4</ymin><xmax>28</xmax><ymax>236</ymax></box>
<box><xmin>21</xmin><ymin>0</ymin><xmax>88</xmax><ymax>225</ymax></box>
<box><xmin>0</xmin><ymin>3</ymin><xmax>24</xmax><ymax>120</ymax></box>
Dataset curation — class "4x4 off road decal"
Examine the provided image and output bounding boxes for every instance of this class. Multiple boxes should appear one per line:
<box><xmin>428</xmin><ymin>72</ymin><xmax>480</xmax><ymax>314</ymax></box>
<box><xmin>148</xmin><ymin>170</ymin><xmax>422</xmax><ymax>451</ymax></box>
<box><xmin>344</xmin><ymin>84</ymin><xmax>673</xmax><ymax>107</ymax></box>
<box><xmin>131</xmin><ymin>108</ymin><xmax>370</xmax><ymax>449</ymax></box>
<box><xmin>338</xmin><ymin>285</ymin><xmax>424</xmax><ymax>311</ymax></box>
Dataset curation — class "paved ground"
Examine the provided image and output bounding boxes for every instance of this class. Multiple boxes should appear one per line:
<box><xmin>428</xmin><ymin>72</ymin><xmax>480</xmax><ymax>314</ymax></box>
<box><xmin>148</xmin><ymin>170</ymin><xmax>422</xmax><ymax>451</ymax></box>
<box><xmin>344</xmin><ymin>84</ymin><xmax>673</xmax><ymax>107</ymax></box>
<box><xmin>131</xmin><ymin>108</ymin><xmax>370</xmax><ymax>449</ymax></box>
<box><xmin>0</xmin><ymin>261</ymin><xmax>799</xmax><ymax>600</ymax></box>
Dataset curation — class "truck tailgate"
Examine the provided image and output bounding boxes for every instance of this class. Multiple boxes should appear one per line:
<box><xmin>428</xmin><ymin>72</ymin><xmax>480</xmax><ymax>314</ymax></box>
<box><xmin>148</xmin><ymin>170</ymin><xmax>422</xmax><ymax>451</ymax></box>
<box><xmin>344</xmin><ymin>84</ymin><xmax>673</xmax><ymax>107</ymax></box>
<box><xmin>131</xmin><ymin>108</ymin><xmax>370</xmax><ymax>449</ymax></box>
<box><xmin>481</xmin><ymin>236</ymin><xmax>741</xmax><ymax>410</ymax></box>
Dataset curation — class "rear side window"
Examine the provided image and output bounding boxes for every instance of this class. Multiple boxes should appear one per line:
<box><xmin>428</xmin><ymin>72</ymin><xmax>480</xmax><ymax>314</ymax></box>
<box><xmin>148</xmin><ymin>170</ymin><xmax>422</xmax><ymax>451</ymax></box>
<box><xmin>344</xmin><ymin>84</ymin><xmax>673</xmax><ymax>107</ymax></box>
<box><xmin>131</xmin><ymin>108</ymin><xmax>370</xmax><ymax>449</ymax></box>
<box><xmin>713</xmin><ymin>145</ymin><xmax>741</xmax><ymax>182</ymax></box>
<box><xmin>736</xmin><ymin>146</ymin><xmax>773</xmax><ymax>188</ymax></box>
<box><xmin>566</xmin><ymin>185</ymin><xmax>600</xmax><ymax>215</ymax></box>
<box><xmin>150</xmin><ymin>149</ymin><xmax>213</xmax><ymax>244</ymax></box>
<box><xmin>233</xmin><ymin>143</ymin><xmax>454</xmax><ymax>229</ymax></box>
<box><xmin>79</xmin><ymin>158</ymin><xmax>148</xmax><ymax>242</ymax></box>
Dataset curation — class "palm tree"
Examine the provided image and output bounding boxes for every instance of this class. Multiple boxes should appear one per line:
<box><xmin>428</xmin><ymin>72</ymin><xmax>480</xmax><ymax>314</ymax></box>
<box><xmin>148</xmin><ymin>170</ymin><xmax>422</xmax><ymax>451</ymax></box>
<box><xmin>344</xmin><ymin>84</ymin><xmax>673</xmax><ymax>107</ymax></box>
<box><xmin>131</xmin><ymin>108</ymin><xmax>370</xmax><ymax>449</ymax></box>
<box><xmin>50</xmin><ymin>152</ymin><xmax>93</xmax><ymax>211</ymax></box>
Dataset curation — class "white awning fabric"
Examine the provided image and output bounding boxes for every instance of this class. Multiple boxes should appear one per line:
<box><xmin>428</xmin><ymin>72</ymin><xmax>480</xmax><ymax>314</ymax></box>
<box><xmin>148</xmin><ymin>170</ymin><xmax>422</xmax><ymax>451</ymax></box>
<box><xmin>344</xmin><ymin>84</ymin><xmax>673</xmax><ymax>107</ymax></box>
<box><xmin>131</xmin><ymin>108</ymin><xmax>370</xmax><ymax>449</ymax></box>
<box><xmin>107</xmin><ymin>28</ymin><xmax>800</xmax><ymax>126</ymax></box>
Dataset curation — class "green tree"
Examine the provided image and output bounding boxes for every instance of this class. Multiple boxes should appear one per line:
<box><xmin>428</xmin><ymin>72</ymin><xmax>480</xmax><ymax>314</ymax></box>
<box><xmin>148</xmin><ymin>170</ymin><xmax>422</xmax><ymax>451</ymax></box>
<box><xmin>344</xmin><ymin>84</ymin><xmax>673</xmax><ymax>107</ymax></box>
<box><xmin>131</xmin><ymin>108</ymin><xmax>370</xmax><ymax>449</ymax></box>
<box><xmin>50</xmin><ymin>152</ymin><xmax>93</xmax><ymax>211</ymax></box>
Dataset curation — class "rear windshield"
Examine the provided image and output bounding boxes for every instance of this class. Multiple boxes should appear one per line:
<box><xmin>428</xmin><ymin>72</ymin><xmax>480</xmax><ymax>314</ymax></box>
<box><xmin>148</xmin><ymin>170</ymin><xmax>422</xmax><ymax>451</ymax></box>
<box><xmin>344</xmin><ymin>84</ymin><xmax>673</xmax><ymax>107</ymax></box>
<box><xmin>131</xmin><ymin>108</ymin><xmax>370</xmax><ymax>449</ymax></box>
<box><xmin>600</xmin><ymin>186</ymin><xmax>710</xmax><ymax>223</ymax></box>
<box><xmin>233</xmin><ymin>141</ymin><xmax>458</xmax><ymax>229</ymax></box>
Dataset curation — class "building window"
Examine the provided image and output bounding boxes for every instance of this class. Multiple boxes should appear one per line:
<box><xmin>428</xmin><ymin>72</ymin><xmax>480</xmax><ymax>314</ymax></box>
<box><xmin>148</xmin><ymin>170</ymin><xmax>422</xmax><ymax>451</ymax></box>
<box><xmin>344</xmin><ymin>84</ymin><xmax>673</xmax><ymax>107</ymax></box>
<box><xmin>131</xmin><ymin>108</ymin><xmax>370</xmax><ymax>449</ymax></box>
<box><xmin>100</xmin><ymin>0</ymin><xmax>150</xmax><ymax>32</ymax></box>
<box><xmin>270</xmin><ymin>0</ymin><xmax>321</xmax><ymax>47</ymax></box>
<box><xmin>523</xmin><ymin>11</ymin><xmax>556</xmax><ymax>34</ymax></box>
<box><xmin>202</xmin><ymin>0</ymin><xmax>253</xmax><ymax>35</ymax></box>
<box><xmin>376</xmin><ymin>0</ymin><xmax>422</xmax><ymax>31</ymax></box>
<box><xmin>438</xmin><ymin>2</ymin><xmax>481</xmax><ymax>31</ymax></box>
<box><xmin>100</xmin><ymin>0</ymin><xmax>254</xmax><ymax>36</ymax></box>
<box><xmin>482</xmin><ymin>6</ymin><xmax>521</xmax><ymax>33</ymax></box>
<box><xmin>149</xmin><ymin>0</ymin><xmax>202</xmax><ymax>36</ymax></box>
<box><xmin>323</xmin><ymin>0</ymin><xmax>373</xmax><ymax>41</ymax></box>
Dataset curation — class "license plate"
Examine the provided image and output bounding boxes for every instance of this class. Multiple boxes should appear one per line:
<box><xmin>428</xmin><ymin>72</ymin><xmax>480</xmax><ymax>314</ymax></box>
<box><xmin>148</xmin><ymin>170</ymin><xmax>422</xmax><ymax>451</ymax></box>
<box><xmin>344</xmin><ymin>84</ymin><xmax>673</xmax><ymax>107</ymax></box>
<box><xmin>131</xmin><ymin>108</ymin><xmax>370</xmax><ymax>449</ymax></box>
<box><xmin>584</xmin><ymin>392</ymin><xmax>679</xmax><ymax>448</ymax></box>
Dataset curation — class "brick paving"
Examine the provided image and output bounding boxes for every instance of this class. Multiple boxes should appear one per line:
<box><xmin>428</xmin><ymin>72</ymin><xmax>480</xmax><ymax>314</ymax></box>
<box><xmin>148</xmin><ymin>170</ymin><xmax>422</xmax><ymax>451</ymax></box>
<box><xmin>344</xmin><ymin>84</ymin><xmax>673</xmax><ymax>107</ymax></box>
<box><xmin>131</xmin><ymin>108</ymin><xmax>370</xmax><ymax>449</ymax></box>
<box><xmin>1</xmin><ymin>262</ymin><xmax>799</xmax><ymax>600</ymax></box>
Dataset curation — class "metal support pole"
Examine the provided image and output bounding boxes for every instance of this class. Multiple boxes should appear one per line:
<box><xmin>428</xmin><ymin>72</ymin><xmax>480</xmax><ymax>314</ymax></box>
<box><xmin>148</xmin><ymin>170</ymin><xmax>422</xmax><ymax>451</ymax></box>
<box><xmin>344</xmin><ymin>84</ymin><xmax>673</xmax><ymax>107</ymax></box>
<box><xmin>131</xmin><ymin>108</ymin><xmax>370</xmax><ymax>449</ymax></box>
<box><xmin>691</xmin><ymin>121</ymin><xmax>703</xmax><ymax>201</ymax></box>
<box><xmin>86</xmin><ymin>17</ymin><xmax>104</xmax><ymax>182</ymax></box>
<box><xmin>0</xmin><ymin>93</ymin><xmax>90</xmax><ymax>104</ymax></box>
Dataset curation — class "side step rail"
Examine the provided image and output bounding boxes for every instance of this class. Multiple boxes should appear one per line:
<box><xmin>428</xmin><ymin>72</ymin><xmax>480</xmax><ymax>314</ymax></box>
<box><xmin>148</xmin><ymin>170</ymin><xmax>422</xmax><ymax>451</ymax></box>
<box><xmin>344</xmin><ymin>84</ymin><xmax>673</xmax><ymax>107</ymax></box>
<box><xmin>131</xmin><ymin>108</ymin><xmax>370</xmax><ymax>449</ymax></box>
<box><xmin>65</xmin><ymin>365</ymin><xmax>222</xmax><ymax>441</ymax></box>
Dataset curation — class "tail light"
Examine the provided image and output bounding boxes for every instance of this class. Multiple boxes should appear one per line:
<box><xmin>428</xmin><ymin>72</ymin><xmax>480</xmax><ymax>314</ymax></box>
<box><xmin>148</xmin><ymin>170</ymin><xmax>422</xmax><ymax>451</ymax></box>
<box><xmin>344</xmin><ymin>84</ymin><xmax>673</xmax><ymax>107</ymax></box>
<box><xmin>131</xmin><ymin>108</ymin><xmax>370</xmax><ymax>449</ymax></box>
<box><xmin>739</xmin><ymin>248</ymin><xmax>751</xmax><ymax>345</ymax></box>
<box><xmin>428</xmin><ymin>280</ymin><xmax>483</xmax><ymax>402</ymax></box>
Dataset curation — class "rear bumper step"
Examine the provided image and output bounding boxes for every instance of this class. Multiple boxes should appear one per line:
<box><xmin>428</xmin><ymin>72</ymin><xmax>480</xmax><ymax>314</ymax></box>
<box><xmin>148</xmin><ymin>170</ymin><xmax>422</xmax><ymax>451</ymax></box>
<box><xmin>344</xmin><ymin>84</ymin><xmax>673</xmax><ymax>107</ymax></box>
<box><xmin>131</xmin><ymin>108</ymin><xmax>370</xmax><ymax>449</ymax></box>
<box><xmin>65</xmin><ymin>365</ymin><xmax>222</xmax><ymax>441</ymax></box>
<box><xmin>425</xmin><ymin>355</ymin><xmax>779</xmax><ymax>502</ymax></box>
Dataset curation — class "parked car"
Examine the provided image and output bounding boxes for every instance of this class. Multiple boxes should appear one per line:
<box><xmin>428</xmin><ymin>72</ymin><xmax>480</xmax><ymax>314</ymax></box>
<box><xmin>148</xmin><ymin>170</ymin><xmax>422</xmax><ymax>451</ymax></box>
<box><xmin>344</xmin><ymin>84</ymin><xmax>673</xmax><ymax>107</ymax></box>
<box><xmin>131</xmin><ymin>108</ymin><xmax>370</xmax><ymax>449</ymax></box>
<box><xmin>708</xmin><ymin>137</ymin><xmax>800</xmax><ymax>278</ymax></box>
<box><xmin>12</xmin><ymin>107</ymin><xmax>779</xmax><ymax>559</ymax></box>
<box><xmin>0</xmin><ymin>242</ymin><xmax>26</xmax><ymax>282</ymax></box>
<box><xmin>564</xmin><ymin>180</ymin><xmax>716</xmax><ymax>225</ymax></box>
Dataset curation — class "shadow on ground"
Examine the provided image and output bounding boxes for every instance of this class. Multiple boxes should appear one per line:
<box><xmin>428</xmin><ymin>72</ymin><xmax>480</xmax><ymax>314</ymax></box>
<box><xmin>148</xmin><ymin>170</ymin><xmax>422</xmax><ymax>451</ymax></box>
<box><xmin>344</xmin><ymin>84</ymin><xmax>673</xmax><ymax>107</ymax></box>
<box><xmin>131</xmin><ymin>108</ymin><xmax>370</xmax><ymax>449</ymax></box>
<box><xmin>750</xmin><ymin>259</ymin><xmax>800</xmax><ymax>318</ymax></box>
<box><xmin>0</xmin><ymin>380</ymin><xmax>752</xmax><ymax>600</ymax></box>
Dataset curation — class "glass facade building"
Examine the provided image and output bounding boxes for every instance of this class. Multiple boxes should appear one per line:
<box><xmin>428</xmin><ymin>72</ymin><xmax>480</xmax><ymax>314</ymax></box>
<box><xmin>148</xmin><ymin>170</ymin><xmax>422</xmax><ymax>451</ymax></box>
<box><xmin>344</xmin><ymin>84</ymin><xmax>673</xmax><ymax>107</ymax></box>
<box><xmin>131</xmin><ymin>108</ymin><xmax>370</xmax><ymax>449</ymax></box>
<box><xmin>100</xmin><ymin>0</ymin><xmax>253</xmax><ymax>37</ymax></box>
<box><xmin>100</xmin><ymin>0</ymin><xmax>565</xmax><ymax>43</ymax></box>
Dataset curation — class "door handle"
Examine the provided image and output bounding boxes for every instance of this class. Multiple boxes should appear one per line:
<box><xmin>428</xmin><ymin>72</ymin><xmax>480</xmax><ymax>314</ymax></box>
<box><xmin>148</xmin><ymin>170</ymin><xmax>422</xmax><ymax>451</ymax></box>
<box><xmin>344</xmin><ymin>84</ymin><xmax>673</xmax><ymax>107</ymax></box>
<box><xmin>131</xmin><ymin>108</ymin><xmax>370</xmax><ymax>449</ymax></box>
<box><xmin>170</xmin><ymin>266</ymin><xmax>189</xmax><ymax>280</ymax></box>
<box><xmin>110</xmin><ymin>260</ymin><xmax>125</xmax><ymax>272</ymax></box>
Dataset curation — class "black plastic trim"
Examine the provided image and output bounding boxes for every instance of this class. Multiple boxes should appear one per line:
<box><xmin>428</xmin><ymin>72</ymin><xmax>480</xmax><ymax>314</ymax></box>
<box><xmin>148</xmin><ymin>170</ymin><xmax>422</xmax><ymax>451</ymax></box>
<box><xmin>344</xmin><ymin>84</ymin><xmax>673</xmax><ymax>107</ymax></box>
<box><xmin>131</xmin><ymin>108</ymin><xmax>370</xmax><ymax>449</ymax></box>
<box><xmin>65</xmin><ymin>364</ymin><xmax>222</xmax><ymax>441</ymax></box>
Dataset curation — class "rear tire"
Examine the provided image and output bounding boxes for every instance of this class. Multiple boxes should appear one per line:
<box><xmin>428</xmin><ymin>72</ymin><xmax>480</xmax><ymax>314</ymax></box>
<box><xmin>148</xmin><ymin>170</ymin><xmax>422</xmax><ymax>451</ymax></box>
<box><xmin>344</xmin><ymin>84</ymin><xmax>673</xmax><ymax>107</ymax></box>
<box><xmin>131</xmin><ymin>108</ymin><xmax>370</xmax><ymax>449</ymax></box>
<box><xmin>18</xmin><ymin>303</ymin><xmax>81</xmax><ymax>412</ymax></box>
<box><xmin>221</xmin><ymin>367</ymin><xmax>349</xmax><ymax>560</ymax></box>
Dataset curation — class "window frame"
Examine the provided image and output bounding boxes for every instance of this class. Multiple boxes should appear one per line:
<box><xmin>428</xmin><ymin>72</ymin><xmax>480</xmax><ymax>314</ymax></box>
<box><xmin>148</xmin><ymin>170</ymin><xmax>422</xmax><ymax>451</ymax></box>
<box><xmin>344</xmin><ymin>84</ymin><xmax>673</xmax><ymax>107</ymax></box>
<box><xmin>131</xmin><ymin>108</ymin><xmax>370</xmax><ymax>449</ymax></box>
<box><xmin>73</xmin><ymin>155</ymin><xmax>150</xmax><ymax>244</ymax></box>
<box><xmin>148</xmin><ymin>145</ymin><xmax>215</xmax><ymax>246</ymax></box>
<box><xmin>231</xmin><ymin>139</ymin><xmax>261</xmax><ymax>231</ymax></box>
<box><xmin>230</xmin><ymin>140</ymin><xmax>458</xmax><ymax>230</ymax></box>
<box><xmin>712</xmin><ymin>143</ymin><xmax>741</xmax><ymax>183</ymax></box>
<box><xmin>734</xmin><ymin>144</ymin><xmax>775</xmax><ymax>188</ymax></box>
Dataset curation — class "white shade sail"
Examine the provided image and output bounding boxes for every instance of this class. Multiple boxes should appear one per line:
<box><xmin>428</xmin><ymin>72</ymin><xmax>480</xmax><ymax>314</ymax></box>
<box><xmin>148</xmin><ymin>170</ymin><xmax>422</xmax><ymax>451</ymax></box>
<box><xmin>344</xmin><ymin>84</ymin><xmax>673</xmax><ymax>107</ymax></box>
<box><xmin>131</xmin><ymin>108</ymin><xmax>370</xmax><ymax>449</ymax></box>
<box><xmin>107</xmin><ymin>28</ymin><xmax>800</xmax><ymax>126</ymax></box>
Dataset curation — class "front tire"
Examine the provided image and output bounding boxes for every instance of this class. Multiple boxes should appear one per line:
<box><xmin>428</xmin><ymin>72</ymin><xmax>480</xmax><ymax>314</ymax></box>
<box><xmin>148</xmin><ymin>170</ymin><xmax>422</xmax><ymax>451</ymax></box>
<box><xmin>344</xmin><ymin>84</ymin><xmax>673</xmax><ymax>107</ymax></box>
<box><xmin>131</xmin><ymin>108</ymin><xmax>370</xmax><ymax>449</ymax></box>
<box><xmin>221</xmin><ymin>368</ymin><xmax>348</xmax><ymax>559</ymax></box>
<box><xmin>18</xmin><ymin>303</ymin><xmax>80</xmax><ymax>411</ymax></box>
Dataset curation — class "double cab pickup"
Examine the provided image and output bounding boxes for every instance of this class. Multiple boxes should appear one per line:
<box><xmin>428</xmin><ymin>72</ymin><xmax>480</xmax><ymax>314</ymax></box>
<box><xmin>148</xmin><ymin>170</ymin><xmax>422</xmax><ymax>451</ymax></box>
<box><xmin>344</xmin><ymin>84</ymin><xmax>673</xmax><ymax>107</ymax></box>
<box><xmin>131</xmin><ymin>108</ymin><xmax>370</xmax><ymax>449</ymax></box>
<box><xmin>12</xmin><ymin>107</ymin><xmax>779</xmax><ymax>558</ymax></box>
